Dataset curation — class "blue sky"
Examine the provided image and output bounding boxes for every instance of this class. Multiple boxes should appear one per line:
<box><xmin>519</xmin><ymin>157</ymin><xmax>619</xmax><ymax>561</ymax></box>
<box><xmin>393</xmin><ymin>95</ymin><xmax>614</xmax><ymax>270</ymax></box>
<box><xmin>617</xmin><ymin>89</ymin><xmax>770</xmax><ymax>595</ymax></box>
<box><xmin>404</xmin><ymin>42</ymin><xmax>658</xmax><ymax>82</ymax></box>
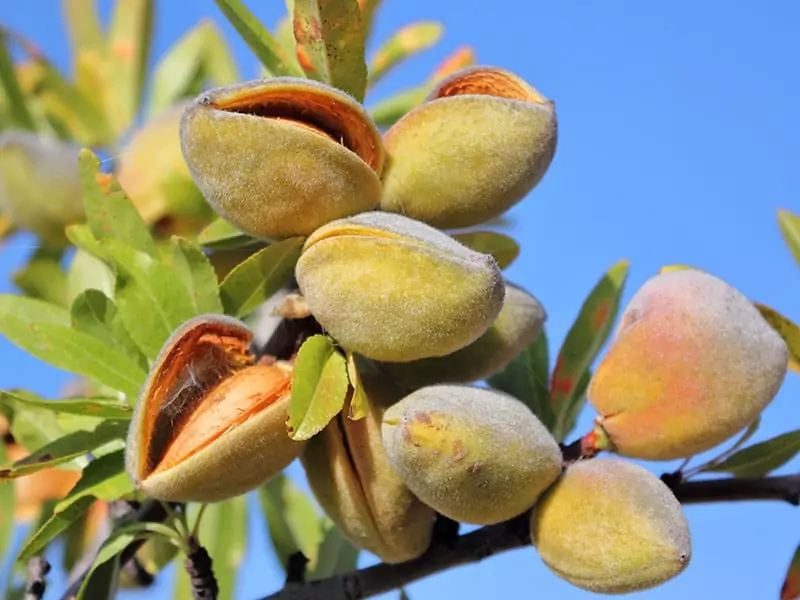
<box><xmin>1</xmin><ymin>1</ymin><xmax>799</xmax><ymax>599</ymax></box>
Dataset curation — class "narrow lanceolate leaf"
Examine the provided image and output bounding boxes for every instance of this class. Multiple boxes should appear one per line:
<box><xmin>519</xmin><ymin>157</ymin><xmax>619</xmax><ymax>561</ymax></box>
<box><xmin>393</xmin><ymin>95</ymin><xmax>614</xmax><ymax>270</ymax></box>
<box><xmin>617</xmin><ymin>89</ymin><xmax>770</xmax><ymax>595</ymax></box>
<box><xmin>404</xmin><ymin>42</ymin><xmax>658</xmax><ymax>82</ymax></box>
<box><xmin>308</xmin><ymin>518</ymin><xmax>359</xmax><ymax>580</ymax></box>
<box><xmin>71</xmin><ymin>289</ymin><xmax>148</xmax><ymax>372</ymax></box>
<box><xmin>293</xmin><ymin>0</ymin><xmax>368</xmax><ymax>101</ymax></box>
<box><xmin>203</xmin><ymin>21</ymin><xmax>241</xmax><ymax>85</ymax></box>
<box><xmin>102</xmin><ymin>238</ymin><xmax>197</xmax><ymax>360</ymax></box>
<box><xmin>488</xmin><ymin>329</ymin><xmax>553</xmax><ymax>431</ymax></box>
<box><xmin>550</xmin><ymin>259</ymin><xmax>630</xmax><ymax>432</ymax></box>
<box><xmin>0</xmin><ymin>316</ymin><xmax>146</xmax><ymax>399</ymax></box>
<box><xmin>452</xmin><ymin>231</ymin><xmax>520</xmax><ymax>270</ymax></box>
<box><xmin>287</xmin><ymin>335</ymin><xmax>349</xmax><ymax>440</ymax></box>
<box><xmin>174</xmin><ymin>497</ymin><xmax>248</xmax><ymax>600</ymax></box>
<box><xmin>212</xmin><ymin>0</ymin><xmax>304</xmax><ymax>77</ymax></box>
<box><xmin>0</xmin><ymin>390</ymin><xmax>65</xmax><ymax>456</ymax></box>
<box><xmin>0</xmin><ymin>30</ymin><xmax>35</xmax><ymax>130</ymax></box>
<box><xmin>162</xmin><ymin>237</ymin><xmax>224</xmax><ymax>315</ymax></box>
<box><xmin>778</xmin><ymin>209</ymin><xmax>800</xmax><ymax>268</ymax></box>
<box><xmin>345</xmin><ymin>351</ymin><xmax>369</xmax><ymax>420</ymax></box>
<box><xmin>17</xmin><ymin>495</ymin><xmax>96</xmax><ymax>560</ymax></box>
<box><xmin>0</xmin><ymin>419</ymin><xmax>128</xmax><ymax>480</ymax></box>
<box><xmin>706</xmin><ymin>430</ymin><xmax>800</xmax><ymax>478</ymax></box>
<box><xmin>782</xmin><ymin>545</ymin><xmax>800</xmax><ymax>600</ymax></box>
<box><xmin>552</xmin><ymin>369</ymin><xmax>591</xmax><ymax>443</ymax></box>
<box><xmin>357</xmin><ymin>0</ymin><xmax>384</xmax><ymax>44</ymax></box>
<box><xmin>755</xmin><ymin>303</ymin><xmax>800</xmax><ymax>374</ymax></box>
<box><xmin>0</xmin><ymin>294</ymin><xmax>70</xmax><ymax>326</ymax></box>
<box><xmin>62</xmin><ymin>0</ymin><xmax>105</xmax><ymax>57</ymax></box>
<box><xmin>149</xmin><ymin>21</ymin><xmax>210</xmax><ymax>114</ymax></box>
<box><xmin>56</xmin><ymin>450</ymin><xmax>132</xmax><ymax>510</ymax></box>
<box><xmin>12</xmin><ymin>250</ymin><xmax>68</xmax><ymax>307</ymax></box>
<box><xmin>1</xmin><ymin>390</ymin><xmax>132</xmax><ymax>421</ymax></box>
<box><xmin>259</xmin><ymin>473</ymin><xmax>324</xmax><ymax>574</ymax></box>
<box><xmin>106</xmin><ymin>0</ymin><xmax>154</xmax><ymax>134</ymax></box>
<box><xmin>220</xmin><ymin>237</ymin><xmax>304</xmax><ymax>318</ymax></box>
<box><xmin>77</xmin><ymin>522</ymin><xmax>185</xmax><ymax>600</ymax></box>
<box><xmin>0</xmin><ymin>443</ymin><xmax>14</xmax><ymax>558</ymax></box>
<box><xmin>368</xmin><ymin>21</ymin><xmax>443</xmax><ymax>88</ymax></box>
<box><xmin>273</xmin><ymin>14</ymin><xmax>302</xmax><ymax>75</ymax></box>
<box><xmin>78</xmin><ymin>149</ymin><xmax>157</xmax><ymax>257</ymax></box>
<box><xmin>197</xmin><ymin>217</ymin><xmax>258</xmax><ymax>250</ymax></box>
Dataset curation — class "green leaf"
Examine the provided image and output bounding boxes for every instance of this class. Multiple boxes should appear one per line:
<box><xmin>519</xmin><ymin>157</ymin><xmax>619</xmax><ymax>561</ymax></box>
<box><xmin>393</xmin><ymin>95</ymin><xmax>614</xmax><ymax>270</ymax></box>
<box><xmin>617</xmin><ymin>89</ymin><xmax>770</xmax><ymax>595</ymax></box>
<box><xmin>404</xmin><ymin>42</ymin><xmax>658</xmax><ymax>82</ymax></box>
<box><xmin>12</xmin><ymin>250</ymin><xmax>68</xmax><ymax>307</ymax></box>
<box><xmin>778</xmin><ymin>209</ymin><xmax>800</xmax><ymax>268</ymax></box>
<box><xmin>0</xmin><ymin>443</ymin><xmax>14</xmax><ymax>560</ymax></box>
<box><xmin>0</xmin><ymin>390</ymin><xmax>65</xmax><ymax>455</ymax></box>
<box><xmin>259</xmin><ymin>473</ymin><xmax>323</xmax><ymax>573</ymax></box>
<box><xmin>287</xmin><ymin>335</ymin><xmax>349</xmax><ymax>441</ymax></box>
<box><xmin>66</xmin><ymin>223</ymin><xmax>107</xmax><ymax>261</ymax></box>
<box><xmin>0</xmin><ymin>419</ymin><xmax>128</xmax><ymax>480</ymax></box>
<box><xmin>552</xmin><ymin>368</ymin><xmax>591</xmax><ymax>443</ymax></box>
<box><xmin>550</xmin><ymin>259</ymin><xmax>629</xmax><ymax>434</ymax></box>
<box><xmin>106</xmin><ymin>0</ymin><xmax>154</xmax><ymax>134</ymax></box>
<box><xmin>71</xmin><ymin>289</ymin><xmax>148</xmax><ymax>372</ymax></box>
<box><xmin>488</xmin><ymin>329</ymin><xmax>553</xmax><ymax>431</ymax></box>
<box><xmin>102</xmin><ymin>238</ymin><xmax>196</xmax><ymax>360</ymax></box>
<box><xmin>706</xmin><ymin>430</ymin><xmax>800</xmax><ymax>478</ymax></box>
<box><xmin>197</xmin><ymin>217</ymin><xmax>258</xmax><ymax>250</ymax></box>
<box><xmin>77</xmin><ymin>522</ymin><xmax>184</xmax><ymax>600</ymax></box>
<box><xmin>0</xmin><ymin>312</ymin><xmax>147</xmax><ymax>399</ymax></box>
<box><xmin>78</xmin><ymin>149</ymin><xmax>157</xmax><ymax>257</ymax></box>
<box><xmin>0</xmin><ymin>30</ymin><xmax>35</xmax><ymax>130</ymax></box>
<box><xmin>66</xmin><ymin>248</ymin><xmax>116</xmax><ymax>305</ymax></box>
<box><xmin>79</xmin><ymin>554</ymin><xmax>121</xmax><ymax>600</ymax></box>
<box><xmin>161</xmin><ymin>237</ymin><xmax>223</xmax><ymax>315</ymax></box>
<box><xmin>219</xmin><ymin>237</ymin><xmax>303</xmax><ymax>318</ymax></box>
<box><xmin>293</xmin><ymin>0</ymin><xmax>368</xmax><ymax>101</ymax></box>
<box><xmin>368</xmin><ymin>21</ymin><xmax>443</xmax><ymax>88</ymax></box>
<box><xmin>212</xmin><ymin>0</ymin><xmax>304</xmax><ymax>77</ymax></box>
<box><xmin>17</xmin><ymin>495</ymin><xmax>96</xmax><ymax>560</ymax></box>
<box><xmin>175</xmin><ymin>497</ymin><xmax>248</xmax><ymax>600</ymax></box>
<box><xmin>202</xmin><ymin>21</ymin><xmax>241</xmax><ymax>86</ymax></box>
<box><xmin>62</xmin><ymin>0</ymin><xmax>106</xmax><ymax>57</ymax></box>
<box><xmin>754</xmin><ymin>302</ymin><xmax>800</xmax><ymax>375</ymax></box>
<box><xmin>358</xmin><ymin>0</ymin><xmax>384</xmax><ymax>45</ymax></box>
<box><xmin>368</xmin><ymin>85</ymin><xmax>428</xmax><ymax>128</ymax></box>
<box><xmin>452</xmin><ymin>231</ymin><xmax>520</xmax><ymax>270</ymax></box>
<box><xmin>0</xmin><ymin>293</ymin><xmax>70</xmax><ymax>326</ymax></box>
<box><xmin>308</xmin><ymin>518</ymin><xmax>359</xmax><ymax>580</ymax></box>
<box><xmin>1</xmin><ymin>390</ymin><xmax>132</xmax><ymax>420</ymax></box>
<box><xmin>57</xmin><ymin>451</ymin><xmax>133</xmax><ymax>512</ymax></box>
<box><xmin>781</xmin><ymin>544</ymin><xmax>800</xmax><ymax>600</ymax></box>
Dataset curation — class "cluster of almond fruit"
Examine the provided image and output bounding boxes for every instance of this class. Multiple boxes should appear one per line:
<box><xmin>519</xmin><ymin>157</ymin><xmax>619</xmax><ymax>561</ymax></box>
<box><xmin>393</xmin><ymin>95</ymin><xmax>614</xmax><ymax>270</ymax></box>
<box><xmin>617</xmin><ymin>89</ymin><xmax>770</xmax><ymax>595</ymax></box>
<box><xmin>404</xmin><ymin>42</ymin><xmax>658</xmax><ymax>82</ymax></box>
<box><xmin>123</xmin><ymin>65</ymin><xmax>789</xmax><ymax>595</ymax></box>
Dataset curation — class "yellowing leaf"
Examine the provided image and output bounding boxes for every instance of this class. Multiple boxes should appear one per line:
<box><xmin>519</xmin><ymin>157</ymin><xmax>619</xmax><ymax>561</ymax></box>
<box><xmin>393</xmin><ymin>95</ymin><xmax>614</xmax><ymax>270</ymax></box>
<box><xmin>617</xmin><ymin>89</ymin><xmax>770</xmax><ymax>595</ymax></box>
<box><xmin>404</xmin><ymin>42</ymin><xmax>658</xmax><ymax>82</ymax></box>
<box><xmin>778</xmin><ymin>209</ymin><xmax>800</xmax><ymax>268</ymax></box>
<box><xmin>452</xmin><ymin>231</ymin><xmax>520</xmax><ymax>270</ymax></box>
<box><xmin>754</xmin><ymin>303</ymin><xmax>800</xmax><ymax>374</ymax></box>
<box><xmin>368</xmin><ymin>21</ymin><xmax>443</xmax><ymax>87</ymax></box>
<box><xmin>345</xmin><ymin>351</ymin><xmax>369</xmax><ymax>420</ymax></box>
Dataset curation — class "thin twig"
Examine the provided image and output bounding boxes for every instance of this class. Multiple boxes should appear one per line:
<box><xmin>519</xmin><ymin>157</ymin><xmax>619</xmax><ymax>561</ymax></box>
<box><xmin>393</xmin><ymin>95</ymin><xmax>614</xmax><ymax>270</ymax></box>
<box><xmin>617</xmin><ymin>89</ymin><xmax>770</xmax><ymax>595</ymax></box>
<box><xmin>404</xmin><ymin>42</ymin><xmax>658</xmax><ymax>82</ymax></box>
<box><xmin>24</xmin><ymin>557</ymin><xmax>50</xmax><ymax>600</ymax></box>
<box><xmin>259</xmin><ymin>473</ymin><xmax>800</xmax><ymax>600</ymax></box>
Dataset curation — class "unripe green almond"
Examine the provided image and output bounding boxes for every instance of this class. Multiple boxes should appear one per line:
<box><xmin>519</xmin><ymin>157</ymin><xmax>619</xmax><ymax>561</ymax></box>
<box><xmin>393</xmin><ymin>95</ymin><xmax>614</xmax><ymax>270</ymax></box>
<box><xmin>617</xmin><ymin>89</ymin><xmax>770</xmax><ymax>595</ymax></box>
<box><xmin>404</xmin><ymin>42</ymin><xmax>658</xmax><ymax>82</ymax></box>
<box><xmin>301</xmin><ymin>372</ymin><xmax>435</xmax><ymax>563</ymax></box>
<box><xmin>381</xmin><ymin>66</ymin><xmax>557</xmax><ymax>229</ymax></box>
<box><xmin>0</xmin><ymin>131</ymin><xmax>85</xmax><ymax>246</ymax></box>
<box><xmin>381</xmin><ymin>384</ymin><xmax>562</xmax><ymax>525</ymax></box>
<box><xmin>125</xmin><ymin>314</ymin><xmax>306</xmax><ymax>502</ymax></box>
<box><xmin>588</xmin><ymin>269</ymin><xmax>789</xmax><ymax>460</ymax></box>
<box><xmin>530</xmin><ymin>458</ymin><xmax>691</xmax><ymax>594</ymax></box>
<box><xmin>295</xmin><ymin>212</ymin><xmax>505</xmax><ymax>362</ymax></box>
<box><xmin>179</xmin><ymin>77</ymin><xmax>385</xmax><ymax>240</ymax></box>
<box><xmin>378</xmin><ymin>282</ymin><xmax>546</xmax><ymax>388</ymax></box>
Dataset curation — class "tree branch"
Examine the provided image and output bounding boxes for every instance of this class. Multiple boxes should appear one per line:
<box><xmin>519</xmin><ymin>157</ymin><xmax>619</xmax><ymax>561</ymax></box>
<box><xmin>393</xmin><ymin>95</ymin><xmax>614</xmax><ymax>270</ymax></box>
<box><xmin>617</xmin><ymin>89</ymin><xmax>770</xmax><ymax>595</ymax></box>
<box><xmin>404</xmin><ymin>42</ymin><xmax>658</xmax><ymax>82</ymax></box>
<box><xmin>259</xmin><ymin>473</ymin><xmax>800</xmax><ymax>600</ymax></box>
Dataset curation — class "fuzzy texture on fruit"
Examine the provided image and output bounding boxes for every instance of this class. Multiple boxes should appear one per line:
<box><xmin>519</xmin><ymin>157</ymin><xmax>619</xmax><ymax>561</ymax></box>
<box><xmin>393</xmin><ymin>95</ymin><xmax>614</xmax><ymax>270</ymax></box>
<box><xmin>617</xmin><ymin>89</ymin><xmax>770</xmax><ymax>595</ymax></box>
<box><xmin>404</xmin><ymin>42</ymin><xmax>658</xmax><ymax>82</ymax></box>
<box><xmin>179</xmin><ymin>77</ymin><xmax>384</xmax><ymax>240</ymax></box>
<box><xmin>125</xmin><ymin>314</ymin><xmax>306</xmax><ymax>502</ymax></box>
<box><xmin>588</xmin><ymin>269</ymin><xmax>788</xmax><ymax>460</ymax></box>
<box><xmin>301</xmin><ymin>372</ymin><xmax>435</xmax><ymax>563</ymax></box>
<box><xmin>530</xmin><ymin>458</ymin><xmax>691</xmax><ymax>594</ymax></box>
<box><xmin>377</xmin><ymin>282</ymin><xmax>545</xmax><ymax>388</ymax></box>
<box><xmin>296</xmin><ymin>212</ymin><xmax>505</xmax><ymax>363</ymax></box>
<box><xmin>380</xmin><ymin>66</ymin><xmax>557</xmax><ymax>229</ymax></box>
<box><xmin>381</xmin><ymin>384</ymin><xmax>562</xmax><ymax>525</ymax></box>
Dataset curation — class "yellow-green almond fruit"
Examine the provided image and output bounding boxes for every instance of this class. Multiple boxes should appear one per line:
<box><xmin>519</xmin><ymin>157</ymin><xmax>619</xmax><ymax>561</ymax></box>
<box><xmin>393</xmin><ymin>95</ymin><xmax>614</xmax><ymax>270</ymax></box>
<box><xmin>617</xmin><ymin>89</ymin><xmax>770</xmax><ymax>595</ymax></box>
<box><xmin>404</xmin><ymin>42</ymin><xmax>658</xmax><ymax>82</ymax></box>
<box><xmin>530</xmin><ymin>458</ymin><xmax>691</xmax><ymax>594</ymax></box>
<box><xmin>378</xmin><ymin>282</ymin><xmax>546</xmax><ymax>389</ymax></box>
<box><xmin>380</xmin><ymin>65</ymin><xmax>557</xmax><ymax>229</ymax></box>
<box><xmin>295</xmin><ymin>212</ymin><xmax>505</xmax><ymax>362</ymax></box>
<box><xmin>125</xmin><ymin>314</ymin><xmax>306</xmax><ymax>502</ymax></box>
<box><xmin>588</xmin><ymin>269</ymin><xmax>789</xmax><ymax>461</ymax></box>
<box><xmin>179</xmin><ymin>77</ymin><xmax>385</xmax><ymax>240</ymax></box>
<box><xmin>0</xmin><ymin>131</ymin><xmax>85</xmax><ymax>246</ymax></box>
<box><xmin>301</xmin><ymin>372</ymin><xmax>435</xmax><ymax>563</ymax></box>
<box><xmin>117</xmin><ymin>102</ymin><xmax>213</xmax><ymax>236</ymax></box>
<box><xmin>381</xmin><ymin>384</ymin><xmax>562</xmax><ymax>525</ymax></box>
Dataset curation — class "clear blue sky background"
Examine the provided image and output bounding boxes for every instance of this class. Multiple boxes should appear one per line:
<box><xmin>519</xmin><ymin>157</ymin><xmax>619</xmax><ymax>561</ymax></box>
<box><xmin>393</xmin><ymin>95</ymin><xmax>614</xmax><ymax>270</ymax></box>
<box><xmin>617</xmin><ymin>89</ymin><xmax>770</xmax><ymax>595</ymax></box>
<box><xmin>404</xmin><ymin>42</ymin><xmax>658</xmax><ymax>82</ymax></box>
<box><xmin>1</xmin><ymin>1</ymin><xmax>799</xmax><ymax>599</ymax></box>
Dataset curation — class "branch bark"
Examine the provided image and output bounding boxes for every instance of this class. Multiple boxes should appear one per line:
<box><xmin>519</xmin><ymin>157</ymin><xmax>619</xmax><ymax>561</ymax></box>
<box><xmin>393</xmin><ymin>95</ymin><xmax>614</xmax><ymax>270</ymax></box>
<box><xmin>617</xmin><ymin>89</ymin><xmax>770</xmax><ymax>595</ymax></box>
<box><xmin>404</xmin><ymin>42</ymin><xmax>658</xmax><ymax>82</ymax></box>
<box><xmin>259</xmin><ymin>473</ymin><xmax>800</xmax><ymax>600</ymax></box>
